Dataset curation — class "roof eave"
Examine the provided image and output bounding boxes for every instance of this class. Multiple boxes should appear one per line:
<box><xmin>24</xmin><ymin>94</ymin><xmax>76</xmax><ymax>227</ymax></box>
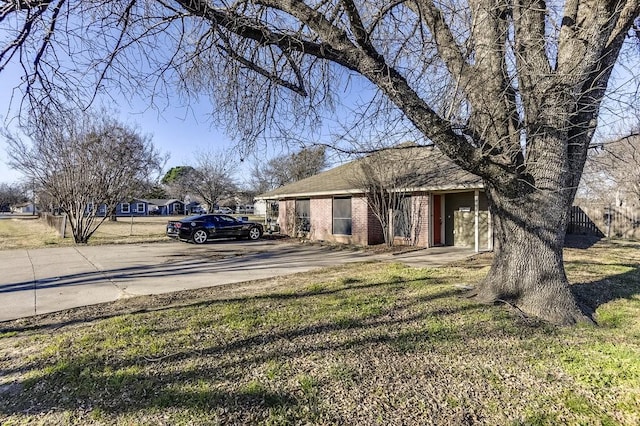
<box><xmin>255</xmin><ymin>183</ymin><xmax>485</xmax><ymax>200</ymax></box>
<box><xmin>255</xmin><ymin>188</ymin><xmax>363</xmax><ymax>200</ymax></box>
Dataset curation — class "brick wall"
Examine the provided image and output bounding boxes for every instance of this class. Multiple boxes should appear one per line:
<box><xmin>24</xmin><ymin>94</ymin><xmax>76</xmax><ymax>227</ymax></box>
<box><xmin>412</xmin><ymin>193</ymin><xmax>430</xmax><ymax>247</ymax></box>
<box><xmin>366</xmin><ymin>202</ymin><xmax>385</xmax><ymax>245</ymax></box>
<box><xmin>309</xmin><ymin>198</ymin><xmax>332</xmax><ymax>241</ymax></box>
<box><xmin>350</xmin><ymin>197</ymin><xmax>369</xmax><ymax>245</ymax></box>
<box><xmin>278</xmin><ymin>196</ymin><xmax>377</xmax><ymax>245</ymax></box>
<box><xmin>308</xmin><ymin>196</ymin><xmax>371</xmax><ymax>245</ymax></box>
<box><xmin>278</xmin><ymin>199</ymin><xmax>294</xmax><ymax>235</ymax></box>
<box><xmin>277</xmin><ymin>194</ymin><xmax>430</xmax><ymax>246</ymax></box>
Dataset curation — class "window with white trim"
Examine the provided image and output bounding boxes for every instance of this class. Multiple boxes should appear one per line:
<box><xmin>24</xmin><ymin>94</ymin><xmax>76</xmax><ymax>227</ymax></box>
<box><xmin>121</xmin><ymin>203</ymin><xmax>130</xmax><ymax>214</ymax></box>
<box><xmin>136</xmin><ymin>203</ymin><xmax>145</xmax><ymax>213</ymax></box>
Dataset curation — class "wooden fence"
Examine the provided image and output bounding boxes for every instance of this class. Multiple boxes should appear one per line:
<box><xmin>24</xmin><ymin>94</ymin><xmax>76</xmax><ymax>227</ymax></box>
<box><xmin>569</xmin><ymin>205</ymin><xmax>640</xmax><ymax>239</ymax></box>
<box><xmin>41</xmin><ymin>212</ymin><xmax>67</xmax><ymax>238</ymax></box>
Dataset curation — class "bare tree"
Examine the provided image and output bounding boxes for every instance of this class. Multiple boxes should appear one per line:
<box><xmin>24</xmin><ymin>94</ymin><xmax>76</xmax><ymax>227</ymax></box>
<box><xmin>186</xmin><ymin>148</ymin><xmax>238</xmax><ymax>211</ymax></box>
<box><xmin>251</xmin><ymin>146</ymin><xmax>327</xmax><ymax>193</ymax></box>
<box><xmin>5</xmin><ymin>110</ymin><xmax>164</xmax><ymax>243</ymax></box>
<box><xmin>0</xmin><ymin>182</ymin><xmax>28</xmax><ymax>211</ymax></box>
<box><xmin>353</xmin><ymin>147</ymin><xmax>425</xmax><ymax>246</ymax></box>
<box><xmin>2</xmin><ymin>1</ymin><xmax>640</xmax><ymax>323</ymax></box>
<box><xmin>580</xmin><ymin>135</ymin><xmax>640</xmax><ymax>206</ymax></box>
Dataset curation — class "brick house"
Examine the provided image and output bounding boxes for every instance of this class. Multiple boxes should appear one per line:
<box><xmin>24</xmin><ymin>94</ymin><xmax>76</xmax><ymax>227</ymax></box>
<box><xmin>256</xmin><ymin>145</ymin><xmax>493</xmax><ymax>252</ymax></box>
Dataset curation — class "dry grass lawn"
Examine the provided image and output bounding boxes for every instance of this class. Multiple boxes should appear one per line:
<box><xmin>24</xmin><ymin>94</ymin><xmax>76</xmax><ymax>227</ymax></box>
<box><xmin>85</xmin><ymin>216</ymin><xmax>175</xmax><ymax>245</ymax></box>
<box><xmin>0</xmin><ymin>236</ymin><xmax>639</xmax><ymax>425</ymax></box>
<box><xmin>0</xmin><ymin>215</ymin><xmax>268</xmax><ymax>249</ymax></box>
<box><xmin>0</xmin><ymin>215</ymin><xmax>218</xmax><ymax>249</ymax></box>
<box><xmin>0</xmin><ymin>217</ymin><xmax>74</xmax><ymax>250</ymax></box>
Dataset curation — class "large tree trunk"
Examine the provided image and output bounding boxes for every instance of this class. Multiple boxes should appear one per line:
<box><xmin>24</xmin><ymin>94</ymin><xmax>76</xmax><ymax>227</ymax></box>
<box><xmin>473</xmin><ymin>183</ymin><xmax>590</xmax><ymax>325</ymax></box>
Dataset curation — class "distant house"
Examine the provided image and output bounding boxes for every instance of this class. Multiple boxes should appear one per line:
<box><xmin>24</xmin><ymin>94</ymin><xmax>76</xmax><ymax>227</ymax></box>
<box><xmin>87</xmin><ymin>198</ymin><xmax>148</xmax><ymax>217</ymax></box>
<box><xmin>144</xmin><ymin>199</ymin><xmax>185</xmax><ymax>216</ymax></box>
<box><xmin>87</xmin><ymin>198</ymin><xmax>186</xmax><ymax>217</ymax></box>
<box><xmin>185</xmin><ymin>201</ymin><xmax>206</xmax><ymax>214</ymax></box>
<box><xmin>116</xmin><ymin>199</ymin><xmax>150</xmax><ymax>216</ymax></box>
<box><xmin>256</xmin><ymin>145</ymin><xmax>493</xmax><ymax>252</ymax></box>
<box><xmin>12</xmin><ymin>202</ymin><xmax>38</xmax><ymax>214</ymax></box>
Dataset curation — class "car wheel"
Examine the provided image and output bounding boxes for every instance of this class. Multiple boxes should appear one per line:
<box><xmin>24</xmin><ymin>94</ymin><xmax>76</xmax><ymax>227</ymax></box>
<box><xmin>248</xmin><ymin>226</ymin><xmax>262</xmax><ymax>240</ymax></box>
<box><xmin>192</xmin><ymin>229</ymin><xmax>208</xmax><ymax>244</ymax></box>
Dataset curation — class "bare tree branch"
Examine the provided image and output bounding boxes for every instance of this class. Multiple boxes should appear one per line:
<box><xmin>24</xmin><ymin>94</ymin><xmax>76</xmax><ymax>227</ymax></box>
<box><xmin>4</xmin><ymin>109</ymin><xmax>165</xmax><ymax>243</ymax></box>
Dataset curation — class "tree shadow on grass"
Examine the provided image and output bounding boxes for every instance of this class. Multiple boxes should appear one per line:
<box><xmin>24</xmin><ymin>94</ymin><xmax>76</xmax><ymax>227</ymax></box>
<box><xmin>564</xmin><ymin>234</ymin><xmax>603</xmax><ymax>249</ymax></box>
<box><xmin>5</xmin><ymin>361</ymin><xmax>301</xmax><ymax>424</ymax></box>
<box><xmin>571</xmin><ymin>266</ymin><xmax>640</xmax><ymax>319</ymax></box>
<box><xmin>0</xmin><ymin>273</ymin><xmax>424</xmax><ymax>334</ymax></box>
<box><xmin>0</xmin><ymin>277</ymin><xmax>505</xmax><ymax>422</ymax></box>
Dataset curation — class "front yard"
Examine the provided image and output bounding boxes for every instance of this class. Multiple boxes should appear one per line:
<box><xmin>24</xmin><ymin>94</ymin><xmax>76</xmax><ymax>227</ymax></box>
<box><xmin>0</xmin><ymin>238</ymin><xmax>639</xmax><ymax>424</ymax></box>
<box><xmin>0</xmin><ymin>215</ymin><xmax>264</xmax><ymax>249</ymax></box>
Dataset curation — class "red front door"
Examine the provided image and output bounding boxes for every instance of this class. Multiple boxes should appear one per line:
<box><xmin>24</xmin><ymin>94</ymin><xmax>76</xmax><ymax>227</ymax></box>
<box><xmin>433</xmin><ymin>195</ymin><xmax>442</xmax><ymax>245</ymax></box>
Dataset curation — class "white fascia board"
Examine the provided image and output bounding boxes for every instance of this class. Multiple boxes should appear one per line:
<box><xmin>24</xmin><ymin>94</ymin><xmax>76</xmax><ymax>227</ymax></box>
<box><xmin>255</xmin><ymin>188</ymin><xmax>364</xmax><ymax>200</ymax></box>
<box><xmin>255</xmin><ymin>184</ymin><xmax>485</xmax><ymax>200</ymax></box>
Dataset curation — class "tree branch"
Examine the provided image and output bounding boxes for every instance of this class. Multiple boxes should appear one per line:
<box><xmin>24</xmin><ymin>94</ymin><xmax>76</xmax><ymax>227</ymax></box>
<box><xmin>411</xmin><ymin>0</ymin><xmax>470</xmax><ymax>79</ymax></box>
<box><xmin>31</xmin><ymin>0</ymin><xmax>65</xmax><ymax>84</ymax></box>
<box><xmin>217</xmin><ymin>32</ymin><xmax>308</xmax><ymax>96</ymax></box>
<box><xmin>340</xmin><ymin>0</ymin><xmax>380</xmax><ymax>57</ymax></box>
<box><xmin>513</xmin><ymin>0</ymin><xmax>553</xmax><ymax>123</ymax></box>
<box><xmin>0</xmin><ymin>3</ymin><xmax>48</xmax><ymax>70</ymax></box>
<box><xmin>0</xmin><ymin>0</ymin><xmax>52</xmax><ymax>22</ymax></box>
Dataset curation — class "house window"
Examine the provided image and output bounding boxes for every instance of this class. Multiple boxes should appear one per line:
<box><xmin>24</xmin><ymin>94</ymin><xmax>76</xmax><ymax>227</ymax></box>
<box><xmin>121</xmin><ymin>203</ymin><xmax>130</xmax><ymax>214</ymax></box>
<box><xmin>136</xmin><ymin>203</ymin><xmax>145</xmax><ymax>213</ymax></box>
<box><xmin>295</xmin><ymin>199</ymin><xmax>311</xmax><ymax>232</ymax></box>
<box><xmin>173</xmin><ymin>203</ymin><xmax>182</xmax><ymax>214</ymax></box>
<box><xmin>393</xmin><ymin>196</ymin><xmax>412</xmax><ymax>238</ymax></box>
<box><xmin>332</xmin><ymin>197</ymin><xmax>352</xmax><ymax>235</ymax></box>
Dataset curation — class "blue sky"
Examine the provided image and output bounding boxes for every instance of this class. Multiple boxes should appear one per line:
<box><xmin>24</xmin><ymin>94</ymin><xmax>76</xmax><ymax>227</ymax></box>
<box><xmin>0</xmin><ymin>62</ymin><xmax>261</xmax><ymax>185</ymax></box>
<box><xmin>0</xmin><ymin>62</ymin><xmax>375</xmax><ymax>187</ymax></box>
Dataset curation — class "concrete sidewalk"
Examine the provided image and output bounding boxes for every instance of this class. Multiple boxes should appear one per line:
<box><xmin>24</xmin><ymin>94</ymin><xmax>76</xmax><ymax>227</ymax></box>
<box><xmin>0</xmin><ymin>241</ymin><xmax>475</xmax><ymax>322</ymax></box>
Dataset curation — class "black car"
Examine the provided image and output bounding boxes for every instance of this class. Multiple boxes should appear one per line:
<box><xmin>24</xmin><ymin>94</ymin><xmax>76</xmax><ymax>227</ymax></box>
<box><xmin>167</xmin><ymin>214</ymin><xmax>263</xmax><ymax>244</ymax></box>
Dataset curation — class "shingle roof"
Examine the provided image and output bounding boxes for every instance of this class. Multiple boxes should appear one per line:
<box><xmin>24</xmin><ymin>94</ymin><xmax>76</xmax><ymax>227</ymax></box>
<box><xmin>256</xmin><ymin>145</ymin><xmax>483</xmax><ymax>199</ymax></box>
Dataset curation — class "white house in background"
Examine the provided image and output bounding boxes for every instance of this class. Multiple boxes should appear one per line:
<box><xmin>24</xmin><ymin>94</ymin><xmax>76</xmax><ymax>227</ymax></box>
<box><xmin>12</xmin><ymin>202</ymin><xmax>38</xmax><ymax>214</ymax></box>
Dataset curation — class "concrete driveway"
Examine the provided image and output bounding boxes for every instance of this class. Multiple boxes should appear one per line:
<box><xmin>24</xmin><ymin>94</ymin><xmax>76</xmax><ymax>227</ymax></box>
<box><xmin>0</xmin><ymin>240</ymin><xmax>475</xmax><ymax>322</ymax></box>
